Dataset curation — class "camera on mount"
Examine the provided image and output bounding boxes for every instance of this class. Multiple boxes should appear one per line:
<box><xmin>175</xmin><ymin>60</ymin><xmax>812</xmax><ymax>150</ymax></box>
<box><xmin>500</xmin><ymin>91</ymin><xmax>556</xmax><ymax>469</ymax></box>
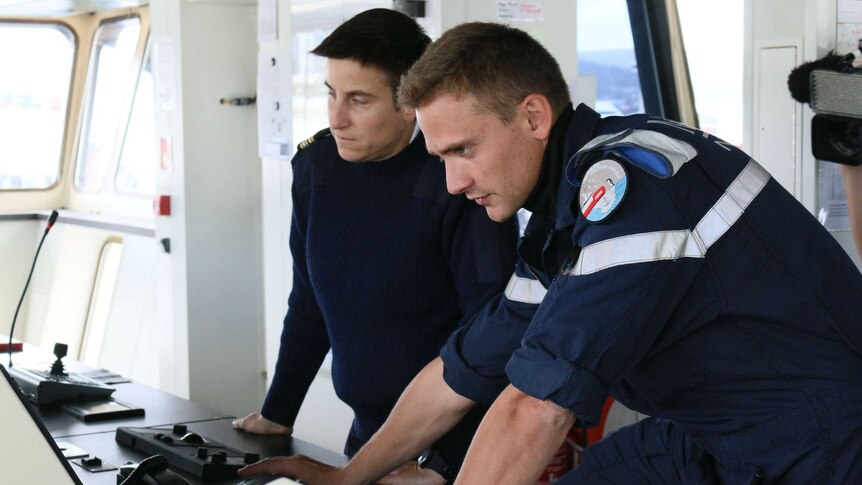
<box><xmin>809</xmin><ymin>66</ymin><xmax>862</xmax><ymax>166</ymax></box>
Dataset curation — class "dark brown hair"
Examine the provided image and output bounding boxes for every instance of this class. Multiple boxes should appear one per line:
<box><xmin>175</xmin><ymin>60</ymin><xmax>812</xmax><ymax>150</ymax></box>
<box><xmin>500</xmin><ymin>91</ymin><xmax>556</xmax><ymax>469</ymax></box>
<box><xmin>312</xmin><ymin>8</ymin><xmax>431</xmax><ymax>97</ymax></box>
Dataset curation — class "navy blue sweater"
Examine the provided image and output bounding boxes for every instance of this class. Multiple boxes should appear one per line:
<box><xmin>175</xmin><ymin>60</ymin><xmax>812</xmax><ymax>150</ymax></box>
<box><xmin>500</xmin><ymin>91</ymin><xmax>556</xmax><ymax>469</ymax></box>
<box><xmin>261</xmin><ymin>129</ymin><xmax>518</xmax><ymax>456</ymax></box>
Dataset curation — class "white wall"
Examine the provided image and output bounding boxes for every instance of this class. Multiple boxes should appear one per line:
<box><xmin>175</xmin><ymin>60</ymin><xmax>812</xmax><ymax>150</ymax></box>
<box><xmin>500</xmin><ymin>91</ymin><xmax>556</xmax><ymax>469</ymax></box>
<box><xmin>0</xmin><ymin>219</ymin><xmax>39</xmax><ymax>338</ymax></box>
<box><xmin>438</xmin><ymin>0</ymin><xmax>579</xmax><ymax>81</ymax></box>
<box><xmin>434</xmin><ymin>1</ymin><xmax>596</xmax><ymax>110</ymax></box>
<box><xmin>150</xmin><ymin>0</ymin><xmax>265</xmax><ymax>416</ymax></box>
<box><xmin>259</xmin><ymin>0</ymin><xmax>295</xmax><ymax>424</ymax></box>
<box><xmin>96</xmin><ymin>233</ymin><xmax>162</xmax><ymax>386</ymax></box>
<box><xmin>747</xmin><ymin>0</ymin><xmax>807</xmax><ymax>201</ymax></box>
<box><xmin>21</xmin><ymin>223</ymin><xmax>115</xmax><ymax>356</ymax></box>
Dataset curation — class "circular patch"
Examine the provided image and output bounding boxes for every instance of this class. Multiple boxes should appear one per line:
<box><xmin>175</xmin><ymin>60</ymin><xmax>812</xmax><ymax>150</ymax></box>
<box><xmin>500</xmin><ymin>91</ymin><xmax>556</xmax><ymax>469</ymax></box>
<box><xmin>578</xmin><ymin>158</ymin><xmax>628</xmax><ymax>223</ymax></box>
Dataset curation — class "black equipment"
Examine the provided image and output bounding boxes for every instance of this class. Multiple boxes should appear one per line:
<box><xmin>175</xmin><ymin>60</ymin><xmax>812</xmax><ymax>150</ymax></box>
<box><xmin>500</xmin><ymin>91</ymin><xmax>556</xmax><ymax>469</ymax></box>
<box><xmin>788</xmin><ymin>42</ymin><xmax>862</xmax><ymax>165</ymax></box>
<box><xmin>117</xmin><ymin>454</ymin><xmax>191</xmax><ymax>485</ymax></box>
<box><xmin>116</xmin><ymin>425</ymin><xmax>264</xmax><ymax>481</ymax></box>
<box><xmin>8</xmin><ymin>342</ymin><xmax>115</xmax><ymax>404</ymax></box>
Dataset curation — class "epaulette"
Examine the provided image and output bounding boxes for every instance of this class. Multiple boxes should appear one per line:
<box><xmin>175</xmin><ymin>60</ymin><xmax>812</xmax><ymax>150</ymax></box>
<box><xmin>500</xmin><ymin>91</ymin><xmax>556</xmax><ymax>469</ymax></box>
<box><xmin>567</xmin><ymin>127</ymin><xmax>697</xmax><ymax>185</ymax></box>
<box><xmin>297</xmin><ymin>128</ymin><xmax>331</xmax><ymax>150</ymax></box>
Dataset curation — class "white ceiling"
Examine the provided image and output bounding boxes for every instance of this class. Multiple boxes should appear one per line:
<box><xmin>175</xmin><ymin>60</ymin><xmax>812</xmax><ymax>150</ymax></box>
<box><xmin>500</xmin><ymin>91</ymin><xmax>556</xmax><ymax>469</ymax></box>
<box><xmin>0</xmin><ymin>0</ymin><xmax>147</xmax><ymax>18</ymax></box>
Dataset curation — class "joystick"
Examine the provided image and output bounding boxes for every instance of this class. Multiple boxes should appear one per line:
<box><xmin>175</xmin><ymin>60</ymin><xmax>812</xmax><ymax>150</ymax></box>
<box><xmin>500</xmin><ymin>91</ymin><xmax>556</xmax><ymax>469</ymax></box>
<box><xmin>49</xmin><ymin>343</ymin><xmax>68</xmax><ymax>375</ymax></box>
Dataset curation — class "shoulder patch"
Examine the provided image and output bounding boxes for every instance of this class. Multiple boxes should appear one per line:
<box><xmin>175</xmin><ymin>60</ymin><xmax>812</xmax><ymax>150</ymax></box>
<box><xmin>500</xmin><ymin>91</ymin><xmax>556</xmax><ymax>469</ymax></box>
<box><xmin>578</xmin><ymin>158</ymin><xmax>628</xmax><ymax>223</ymax></box>
<box><xmin>296</xmin><ymin>128</ymin><xmax>331</xmax><ymax>150</ymax></box>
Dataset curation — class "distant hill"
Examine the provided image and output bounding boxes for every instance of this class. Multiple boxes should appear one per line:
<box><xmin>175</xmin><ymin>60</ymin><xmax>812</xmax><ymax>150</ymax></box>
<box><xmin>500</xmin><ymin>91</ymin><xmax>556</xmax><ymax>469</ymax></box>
<box><xmin>578</xmin><ymin>49</ymin><xmax>637</xmax><ymax>69</ymax></box>
<box><xmin>578</xmin><ymin>49</ymin><xmax>643</xmax><ymax>114</ymax></box>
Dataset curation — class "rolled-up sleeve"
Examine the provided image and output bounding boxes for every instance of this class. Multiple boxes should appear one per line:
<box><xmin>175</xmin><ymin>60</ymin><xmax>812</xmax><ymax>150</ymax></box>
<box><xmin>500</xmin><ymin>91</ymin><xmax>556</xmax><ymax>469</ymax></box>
<box><xmin>440</xmin><ymin>263</ymin><xmax>541</xmax><ymax>405</ymax></box>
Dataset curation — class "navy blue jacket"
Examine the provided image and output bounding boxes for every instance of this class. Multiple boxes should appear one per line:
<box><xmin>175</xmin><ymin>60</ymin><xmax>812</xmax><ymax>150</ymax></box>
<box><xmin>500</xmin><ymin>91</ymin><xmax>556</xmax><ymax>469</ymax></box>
<box><xmin>442</xmin><ymin>104</ymin><xmax>862</xmax><ymax>478</ymax></box>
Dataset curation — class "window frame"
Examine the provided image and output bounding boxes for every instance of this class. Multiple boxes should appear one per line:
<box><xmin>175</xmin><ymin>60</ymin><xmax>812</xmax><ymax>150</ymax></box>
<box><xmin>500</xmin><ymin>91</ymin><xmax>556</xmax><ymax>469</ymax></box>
<box><xmin>73</xmin><ymin>14</ymin><xmax>144</xmax><ymax>194</ymax></box>
<box><xmin>0</xmin><ymin>19</ymin><xmax>77</xmax><ymax>192</ymax></box>
<box><xmin>626</xmin><ymin>0</ymin><xmax>697</xmax><ymax>124</ymax></box>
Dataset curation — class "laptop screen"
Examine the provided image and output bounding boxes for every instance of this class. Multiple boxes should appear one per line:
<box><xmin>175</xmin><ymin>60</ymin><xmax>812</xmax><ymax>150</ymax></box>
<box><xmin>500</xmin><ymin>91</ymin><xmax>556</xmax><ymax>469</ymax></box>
<box><xmin>0</xmin><ymin>364</ymin><xmax>82</xmax><ymax>485</ymax></box>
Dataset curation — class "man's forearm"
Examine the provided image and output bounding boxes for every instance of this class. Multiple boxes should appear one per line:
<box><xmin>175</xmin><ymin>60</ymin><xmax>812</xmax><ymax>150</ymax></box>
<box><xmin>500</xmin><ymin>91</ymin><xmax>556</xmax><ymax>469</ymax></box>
<box><xmin>343</xmin><ymin>357</ymin><xmax>476</xmax><ymax>484</ymax></box>
<box><xmin>455</xmin><ymin>385</ymin><xmax>574</xmax><ymax>485</ymax></box>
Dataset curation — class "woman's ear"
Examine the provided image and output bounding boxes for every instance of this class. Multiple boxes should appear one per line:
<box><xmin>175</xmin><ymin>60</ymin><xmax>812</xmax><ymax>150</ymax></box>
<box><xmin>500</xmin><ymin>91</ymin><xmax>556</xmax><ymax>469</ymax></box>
<box><xmin>401</xmin><ymin>107</ymin><xmax>417</xmax><ymax>123</ymax></box>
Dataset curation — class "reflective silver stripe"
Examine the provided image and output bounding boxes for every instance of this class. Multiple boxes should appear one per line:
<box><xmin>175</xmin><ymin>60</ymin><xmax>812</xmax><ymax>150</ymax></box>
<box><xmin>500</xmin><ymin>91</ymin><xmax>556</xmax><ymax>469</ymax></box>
<box><xmin>572</xmin><ymin>230</ymin><xmax>694</xmax><ymax>275</ymax></box>
<box><xmin>569</xmin><ymin>159</ymin><xmax>770</xmax><ymax>276</ymax></box>
<box><xmin>693</xmin><ymin>160</ymin><xmax>770</xmax><ymax>250</ymax></box>
<box><xmin>504</xmin><ymin>273</ymin><xmax>547</xmax><ymax>304</ymax></box>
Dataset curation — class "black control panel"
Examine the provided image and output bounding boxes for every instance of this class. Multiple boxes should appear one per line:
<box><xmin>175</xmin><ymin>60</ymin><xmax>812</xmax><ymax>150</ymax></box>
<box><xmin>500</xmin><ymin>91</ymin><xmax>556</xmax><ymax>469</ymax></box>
<box><xmin>9</xmin><ymin>365</ymin><xmax>115</xmax><ymax>404</ymax></box>
<box><xmin>116</xmin><ymin>425</ymin><xmax>261</xmax><ymax>481</ymax></box>
<box><xmin>8</xmin><ymin>343</ymin><xmax>115</xmax><ymax>405</ymax></box>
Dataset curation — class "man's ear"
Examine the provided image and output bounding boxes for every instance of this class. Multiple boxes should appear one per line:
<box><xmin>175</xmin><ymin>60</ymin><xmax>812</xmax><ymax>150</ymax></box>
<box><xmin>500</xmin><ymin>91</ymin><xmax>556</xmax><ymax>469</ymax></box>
<box><xmin>521</xmin><ymin>94</ymin><xmax>554</xmax><ymax>141</ymax></box>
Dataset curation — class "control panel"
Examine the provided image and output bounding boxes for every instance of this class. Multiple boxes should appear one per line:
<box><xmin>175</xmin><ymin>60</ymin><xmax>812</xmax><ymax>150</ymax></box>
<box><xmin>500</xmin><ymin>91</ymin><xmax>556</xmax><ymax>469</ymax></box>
<box><xmin>116</xmin><ymin>425</ymin><xmax>261</xmax><ymax>481</ymax></box>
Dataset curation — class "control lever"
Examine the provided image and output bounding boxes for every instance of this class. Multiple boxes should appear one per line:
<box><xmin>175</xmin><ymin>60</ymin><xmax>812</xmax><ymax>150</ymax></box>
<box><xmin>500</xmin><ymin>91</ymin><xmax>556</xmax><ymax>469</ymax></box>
<box><xmin>50</xmin><ymin>343</ymin><xmax>68</xmax><ymax>376</ymax></box>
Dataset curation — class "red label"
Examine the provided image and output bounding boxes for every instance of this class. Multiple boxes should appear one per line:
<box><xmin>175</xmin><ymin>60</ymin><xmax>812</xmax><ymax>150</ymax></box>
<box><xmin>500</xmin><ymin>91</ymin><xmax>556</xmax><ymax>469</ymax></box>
<box><xmin>582</xmin><ymin>185</ymin><xmax>606</xmax><ymax>217</ymax></box>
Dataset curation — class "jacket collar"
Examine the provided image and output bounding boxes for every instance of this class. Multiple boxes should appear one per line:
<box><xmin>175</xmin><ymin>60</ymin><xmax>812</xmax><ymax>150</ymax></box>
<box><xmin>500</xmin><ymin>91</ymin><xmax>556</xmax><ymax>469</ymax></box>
<box><xmin>556</xmin><ymin>104</ymin><xmax>602</xmax><ymax>227</ymax></box>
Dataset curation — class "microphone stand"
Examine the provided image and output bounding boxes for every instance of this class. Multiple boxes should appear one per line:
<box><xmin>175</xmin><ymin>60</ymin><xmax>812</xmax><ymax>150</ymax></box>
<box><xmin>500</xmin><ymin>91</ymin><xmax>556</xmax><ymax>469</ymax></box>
<box><xmin>8</xmin><ymin>211</ymin><xmax>59</xmax><ymax>366</ymax></box>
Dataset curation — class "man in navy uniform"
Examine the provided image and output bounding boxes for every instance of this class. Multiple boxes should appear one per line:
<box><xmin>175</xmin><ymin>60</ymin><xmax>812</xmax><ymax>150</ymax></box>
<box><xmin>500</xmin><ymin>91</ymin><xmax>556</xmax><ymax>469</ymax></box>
<box><xmin>241</xmin><ymin>22</ymin><xmax>862</xmax><ymax>484</ymax></box>
<box><xmin>233</xmin><ymin>12</ymin><xmax>518</xmax><ymax>483</ymax></box>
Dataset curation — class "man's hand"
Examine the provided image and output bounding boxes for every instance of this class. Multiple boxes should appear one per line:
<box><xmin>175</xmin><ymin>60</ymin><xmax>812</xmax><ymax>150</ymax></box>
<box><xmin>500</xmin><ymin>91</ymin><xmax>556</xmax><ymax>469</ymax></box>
<box><xmin>376</xmin><ymin>461</ymin><xmax>447</xmax><ymax>485</ymax></box>
<box><xmin>232</xmin><ymin>412</ymin><xmax>293</xmax><ymax>435</ymax></box>
<box><xmin>238</xmin><ymin>358</ymin><xmax>473</xmax><ymax>485</ymax></box>
<box><xmin>238</xmin><ymin>455</ymin><xmax>345</xmax><ymax>485</ymax></box>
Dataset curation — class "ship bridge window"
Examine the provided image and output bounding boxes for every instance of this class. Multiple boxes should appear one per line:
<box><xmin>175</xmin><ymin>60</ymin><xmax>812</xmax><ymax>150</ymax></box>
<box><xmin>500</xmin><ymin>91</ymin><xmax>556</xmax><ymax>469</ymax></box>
<box><xmin>74</xmin><ymin>17</ymin><xmax>142</xmax><ymax>193</ymax></box>
<box><xmin>577</xmin><ymin>0</ymin><xmax>645</xmax><ymax>116</ymax></box>
<box><xmin>677</xmin><ymin>0</ymin><xmax>743</xmax><ymax>147</ymax></box>
<box><xmin>0</xmin><ymin>23</ymin><xmax>74</xmax><ymax>190</ymax></box>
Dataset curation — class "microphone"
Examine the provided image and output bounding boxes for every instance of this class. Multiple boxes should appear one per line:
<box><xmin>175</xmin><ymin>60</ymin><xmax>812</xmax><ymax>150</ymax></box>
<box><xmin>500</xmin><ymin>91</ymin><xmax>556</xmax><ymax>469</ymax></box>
<box><xmin>47</xmin><ymin>210</ymin><xmax>58</xmax><ymax>230</ymax></box>
<box><xmin>787</xmin><ymin>51</ymin><xmax>845</xmax><ymax>103</ymax></box>
<box><xmin>8</xmin><ymin>210</ymin><xmax>59</xmax><ymax>366</ymax></box>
